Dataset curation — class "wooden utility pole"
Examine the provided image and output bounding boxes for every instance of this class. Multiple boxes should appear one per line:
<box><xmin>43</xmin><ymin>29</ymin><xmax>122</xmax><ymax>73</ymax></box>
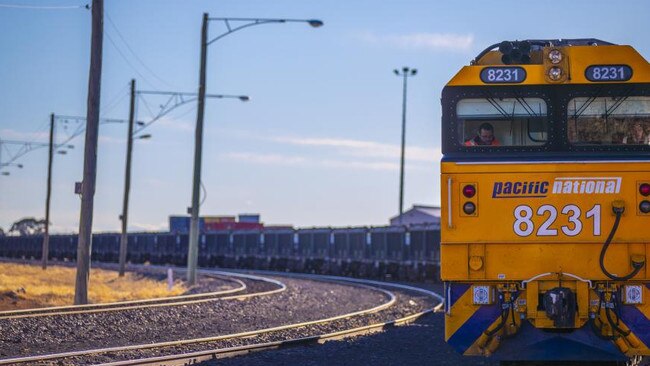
<box><xmin>75</xmin><ymin>0</ymin><xmax>103</xmax><ymax>305</ymax></box>
<box><xmin>42</xmin><ymin>113</ymin><xmax>55</xmax><ymax>270</ymax></box>
<box><xmin>119</xmin><ymin>79</ymin><xmax>136</xmax><ymax>277</ymax></box>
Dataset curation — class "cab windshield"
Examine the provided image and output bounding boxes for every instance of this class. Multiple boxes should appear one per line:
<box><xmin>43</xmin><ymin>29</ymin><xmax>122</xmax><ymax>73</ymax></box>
<box><xmin>567</xmin><ymin>96</ymin><xmax>650</xmax><ymax>145</ymax></box>
<box><xmin>457</xmin><ymin>98</ymin><xmax>548</xmax><ymax>147</ymax></box>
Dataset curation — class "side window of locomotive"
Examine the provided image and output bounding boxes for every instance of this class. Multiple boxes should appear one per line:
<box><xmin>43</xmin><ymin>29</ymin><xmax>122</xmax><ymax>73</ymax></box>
<box><xmin>567</xmin><ymin>96</ymin><xmax>650</xmax><ymax>146</ymax></box>
<box><xmin>456</xmin><ymin>98</ymin><xmax>548</xmax><ymax>147</ymax></box>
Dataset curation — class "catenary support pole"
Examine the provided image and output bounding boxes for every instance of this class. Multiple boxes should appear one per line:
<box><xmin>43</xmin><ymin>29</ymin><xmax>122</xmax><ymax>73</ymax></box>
<box><xmin>119</xmin><ymin>79</ymin><xmax>136</xmax><ymax>277</ymax></box>
<box><xmin>42</xmin><ymin>113</ymin><xmax>55</xmax><ymax>270</ymax></box>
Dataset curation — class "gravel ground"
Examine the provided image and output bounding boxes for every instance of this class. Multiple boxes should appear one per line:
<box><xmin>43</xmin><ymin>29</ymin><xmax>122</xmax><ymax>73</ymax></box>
<box><xmin>0</xmin><ymin>276</ymin><xmax>388</xmax><ymax>361</ymax></box>
<box><xmin>50</xmin><ymin>281</ymin><xmax>439</xmax><ymax>365</ymax></box>
<box><xmin>205</xmin><ymin>312</ymin><xmax>498</xmax><ymax>366</ymax></box>
<box><xmin>200</xmin><ymin>281</ymin><xmax>480</xmax><ymax>366</ymax></box>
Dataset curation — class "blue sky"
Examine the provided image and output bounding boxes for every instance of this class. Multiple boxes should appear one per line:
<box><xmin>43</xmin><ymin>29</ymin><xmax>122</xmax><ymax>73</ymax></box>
<box><xmin>1</xmin><ymin>0</ymin><xmax>649</xmax><ymax>233</ymax></box>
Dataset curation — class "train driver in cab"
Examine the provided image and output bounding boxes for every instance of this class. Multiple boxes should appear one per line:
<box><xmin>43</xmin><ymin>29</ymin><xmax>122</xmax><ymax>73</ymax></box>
<box><xmin>465</xmin><ymin>122</ymin><xmax>501</xmax><ymax>146</ymax></box>
<box><xmin>623</xmin><ymin>121</ymin><xmax>649</xmax><ymax>144</ymax></box>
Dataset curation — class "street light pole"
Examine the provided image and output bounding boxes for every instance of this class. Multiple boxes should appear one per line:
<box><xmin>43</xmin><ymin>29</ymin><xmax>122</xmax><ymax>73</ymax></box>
<box><xmin>394</xmin><ymin>67</ymin><xmax>417</xmax><ymax>224</ymax></box>
<box><xmin>119</xmin><ymin>79</ymin><xmax>136</xmax><ymax>277</ymax></box>
<box><xmin>186</xmin><ymin>14</ymin><xmax>323</xmax><ymax>285</ymax></box>
<box><xmin>187</xmin><ymin>13</ymin><xmax>209</xmax><ymax>286</ymax></box>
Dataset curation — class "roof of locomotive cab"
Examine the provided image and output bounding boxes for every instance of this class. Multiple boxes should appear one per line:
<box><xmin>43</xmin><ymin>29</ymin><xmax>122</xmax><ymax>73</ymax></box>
<box><xmin>445</xmin><ymin>39</ymin><xmax>650</xmax><ymax>87</ymax></box>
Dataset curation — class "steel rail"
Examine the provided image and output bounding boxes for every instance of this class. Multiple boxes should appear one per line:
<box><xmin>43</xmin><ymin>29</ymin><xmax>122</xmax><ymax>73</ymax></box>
<box><xmin>102</xmin><ymin>302</ymin><xmax>442</xmax><ymax>366</ymax></box>
<box><xmin>97</xmin><ymin>273</ymin><xmax>445</xmax><ymax>366</ymax></box>
<box><xmin>0</xmin><ymin>274</ymin><xmax>287</xmax><ymax>320</ymax></box>
<box><xmin>0</xmin><ymin>275</ymin><xmax>396</xmax><ymax>365</ymax></box>
<box><xmin>0</xmin><ymin>274</ymin><xmax>247</xmax><ymax>319</ymax></box>
<box><xmin>227</xmin><ymin>268</ymin><xmax>445</xmax><ymax>305</ymax></box>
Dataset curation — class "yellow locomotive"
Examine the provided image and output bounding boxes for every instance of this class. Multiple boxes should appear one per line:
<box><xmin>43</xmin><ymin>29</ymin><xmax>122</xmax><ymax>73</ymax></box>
<box><xmin>440</xmin><ymin>39</ymin><xmax>650</xmax><ymax>363</ymax></box>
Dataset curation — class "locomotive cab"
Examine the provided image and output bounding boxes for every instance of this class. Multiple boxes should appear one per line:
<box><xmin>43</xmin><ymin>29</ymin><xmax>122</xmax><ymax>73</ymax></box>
<box><xmin>440</xmin><ymin>39</ymin><xmax>650</xmax><ymax>362</ymax></box>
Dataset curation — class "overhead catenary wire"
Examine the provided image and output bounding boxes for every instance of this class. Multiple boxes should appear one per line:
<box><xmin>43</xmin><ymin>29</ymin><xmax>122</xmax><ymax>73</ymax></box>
<box><xmin>105</xmin><ymin>31</ymin><xmax>158</xmax><ymax>89</ymax></box>
<box><xmin>0</xmin><ymin>3</ymin><xmax>88</xmax><ymax>9</ymax></box>
<box><xmin>101</xmin><ymin>91</ymin><xmax>128</xmax><ymax>118</ymax></box>
<box><xmin>169</xmin><ymin>103</ymin><xmax>197</xmax><ymax>121</ymax></box>
<box><xmin>105</xmin><ymin>13</ymin><xmax>176</xmax><ymax>89</ymax></box>
<box><xmin>138</xmin><ymin>94</ymin><xmax>156</xmax><ymax>120</ymax></box>
<box><xmin>101</xmin><ymin>82</ymin><xmax>131</xmax><ymax>118</ymax></box>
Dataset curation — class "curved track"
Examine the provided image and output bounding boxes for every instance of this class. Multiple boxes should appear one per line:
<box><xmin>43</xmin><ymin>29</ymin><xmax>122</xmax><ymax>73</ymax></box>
<box><xmin>0</xmin><ymin>268</ymin><xmax>441</xmax><ymax>365</ymax></box>
<box><xmin>100</xmin><ymin>273</ymin><xmax>445</xmax><ymax>366</ymax></box>
<box><xmin>0</xmin><ymin>274</ymin><xmax>248</xmax><ymax>320</ymax></box>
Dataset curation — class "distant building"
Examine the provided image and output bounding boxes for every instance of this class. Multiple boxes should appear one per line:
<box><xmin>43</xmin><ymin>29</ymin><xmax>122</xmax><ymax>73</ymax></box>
<box><xmin>390</xmin><ymin>205</ymin><xmax>441</xmax><ymax>226</ymax></box>
<box><xmin>169</xmin><ymin>213</ymin><xmax>264</xmax><ymax>233</ymax></box>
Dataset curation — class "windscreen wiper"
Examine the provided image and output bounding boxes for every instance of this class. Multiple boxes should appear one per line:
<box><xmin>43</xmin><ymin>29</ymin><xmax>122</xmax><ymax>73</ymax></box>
<box><xmin>604</xmin><ymin>87</ymin><xmax>635</xmax><ymax>118</ymax></box>
<box><xmin>481</xmin><ymin>91</ymin><xmax>512</xmax><ymax>120</ymax></box>
<box><xmin>513</xmin><ymin>93</ymin><xmax>541</xmax><ymax>118</ymax></box>
<box><xmin>572</xmin><ymin>86</ymin><xmax>604</xmax><ymax>119</ymax></box>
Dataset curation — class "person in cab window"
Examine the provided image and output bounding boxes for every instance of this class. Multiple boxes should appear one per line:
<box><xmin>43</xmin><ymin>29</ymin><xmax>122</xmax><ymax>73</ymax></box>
<box><xmin>611</xmin><ymin>132</ymin><xmax>625</xmax><ymax>144</ymax></box>
<box><xmin>623</xmin><ymin>122</ymin><xmax>649</xmax><ymax>144</ymax></box>
<box><xmin>465</xmin><ymin>122</ymin><xmax>501</xmax><ymax>146</ymax></box>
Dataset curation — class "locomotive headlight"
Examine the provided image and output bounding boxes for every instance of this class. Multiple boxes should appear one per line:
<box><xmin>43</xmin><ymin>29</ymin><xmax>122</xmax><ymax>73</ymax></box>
<box><xmin>624</xmin><ymin>285</ymin><xmax>643</xmax><ymax>304</ymax></box>
<box><xmin>548</xmin><ymin>49</ymin><xmax>563</xmax><ymax>64</ymax></box>
<box><xmin>548</xmin><ymin>67</ymin><xmax>563</xmax><ymax>81</ymax></box>
<box><xmin>472</xmin><ymin>285</ymin><xmax>493</xmax><ymax>305</ymax></box>
<box><xmin>640</xmin><ymin>200</ymin><xmax>650</xmax><ymax>214</ymax></box>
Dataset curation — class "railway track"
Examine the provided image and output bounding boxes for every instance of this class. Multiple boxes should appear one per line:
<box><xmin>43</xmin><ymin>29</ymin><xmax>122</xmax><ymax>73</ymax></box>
<box><xmin>0</xmin><ymin>274</ymin><xmax>249</xmax><ymax>320</ymax></box>
<box><xmin>103</xmin><ymin>276</ymin><xmax>444</xmax><ymax>366</ymax></box>
<box><xmin>0</xmin><ymin>269</ymin><xmax>442</xmax><ymax>365</ymax></box>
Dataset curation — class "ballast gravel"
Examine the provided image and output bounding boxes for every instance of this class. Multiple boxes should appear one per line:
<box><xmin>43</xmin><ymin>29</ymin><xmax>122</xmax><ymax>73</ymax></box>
<box><xmin>70</xmin><ymin>286</ymin><xmax>437</xmax><ymax>365</ymax></box>
<box><xmin>208</xmin><ymin>312</ymin><xmax>499</xmax><ymax>366</ymax></box>
<box><xmin>0</xmin><ymin>274</ymin><xmax>391</xmax><ymax>361</ymax></box>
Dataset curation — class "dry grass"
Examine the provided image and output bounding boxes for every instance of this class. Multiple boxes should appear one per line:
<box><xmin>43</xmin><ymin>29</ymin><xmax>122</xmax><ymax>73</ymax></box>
<box><xmin>0</xmin><ymin>263</ymin><xmax>186</xmax><ymax>310</ymax></box>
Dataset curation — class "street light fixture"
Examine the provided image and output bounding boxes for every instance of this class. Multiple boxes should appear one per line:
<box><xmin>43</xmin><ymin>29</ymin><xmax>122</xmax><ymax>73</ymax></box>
<box><xmin>0</xmin><ymin>163</ymin><xmax>23</xmax><ymax>177</ymax></box>
<box><xmin>186</xmin><ymin>14</ymin><xmax>323</xmax><ymax>285</ymax></box>
<box><xmin>394</xmin><ymin>66</ymin><xmax>417</xmax><ymax>225</ymax></box>
<box><xmin>2</xmin><ymin>163</ymin><xmax>23</xmax><ymax>169</ymax></box>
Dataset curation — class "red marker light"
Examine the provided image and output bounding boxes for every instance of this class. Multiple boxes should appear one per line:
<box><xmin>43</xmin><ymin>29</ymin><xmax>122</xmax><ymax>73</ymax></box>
<box><xmin>639</xmin><ymin>183</ymin><xmax>650</xmax><ymax>197</ymax></box>
<box><xmin>463</xmin><ymin>185</ymin><xmax>476</xmax><ymax>198</ymax></box>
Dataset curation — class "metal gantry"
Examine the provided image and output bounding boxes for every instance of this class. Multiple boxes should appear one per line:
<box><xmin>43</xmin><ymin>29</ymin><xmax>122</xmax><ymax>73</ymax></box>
<box><xmin>1</xmin><ymin>114</ymin><xmax>134</xmax><ymax>271</ymax></box>
<box><xmin>117</xmin><ymin>80</ymin><xmax>249</xmax><ymax>276</ymax></box>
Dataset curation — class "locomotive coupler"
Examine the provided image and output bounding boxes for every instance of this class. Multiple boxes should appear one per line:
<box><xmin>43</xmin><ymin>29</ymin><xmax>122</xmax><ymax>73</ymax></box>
<box><xmin>543</xmin><ymin>286</ymin><xmax>577</xmax><ymax>328</ymax></box>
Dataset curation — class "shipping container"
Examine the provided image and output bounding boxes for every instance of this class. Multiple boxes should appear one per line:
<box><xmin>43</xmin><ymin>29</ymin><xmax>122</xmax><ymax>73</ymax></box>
<box><xmin>169</xmin><ymin>216</ymin><xmax>205</xmax><ymax>234</ymax></box>
<box><xmin>204</xmin><ymin>216</ymin><xmax>236</xmax><ymax>223</ymax></box>
<box><xmin>238</xmin><ymin>214</ymin><xmax>260</xmax><ymax>223</ymax></box>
